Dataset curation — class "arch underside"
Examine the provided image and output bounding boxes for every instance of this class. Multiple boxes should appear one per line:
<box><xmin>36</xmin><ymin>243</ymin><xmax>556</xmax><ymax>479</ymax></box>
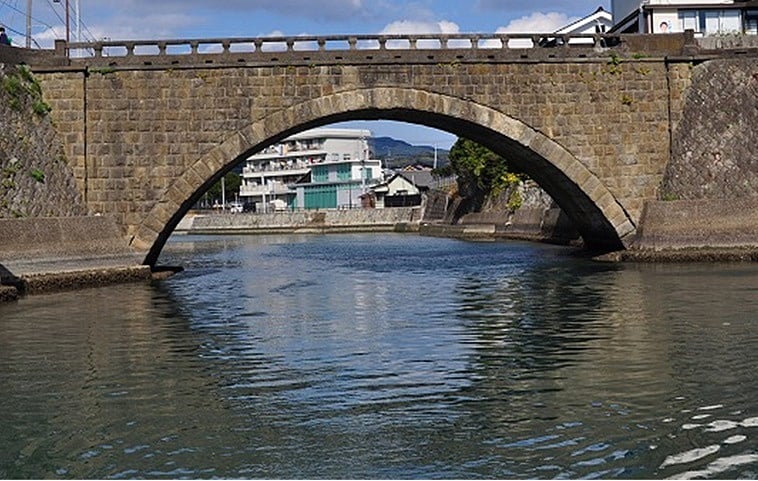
<box><xmin>133</xmin><ymin>88</ymin><xmax>636</xmax><ymax>266</ymax></box>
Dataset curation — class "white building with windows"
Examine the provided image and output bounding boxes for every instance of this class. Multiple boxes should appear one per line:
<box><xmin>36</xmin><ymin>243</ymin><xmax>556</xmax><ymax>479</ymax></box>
<box><xmin>611</xmin><ymin>0</ymin><xmax>758</xmax><ymax>35</ymax></box>
<box><xmin>239</xmin><ymin>128</ymin><xmax>383</xmax><ymax>212</ymax></box>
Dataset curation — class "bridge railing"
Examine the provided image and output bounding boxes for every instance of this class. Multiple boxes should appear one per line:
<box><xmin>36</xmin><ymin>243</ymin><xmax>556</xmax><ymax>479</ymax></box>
<box><xmin>64</xmin><ymin>32</ymin><xmax>628</xmax><ymax>62</ymax></box>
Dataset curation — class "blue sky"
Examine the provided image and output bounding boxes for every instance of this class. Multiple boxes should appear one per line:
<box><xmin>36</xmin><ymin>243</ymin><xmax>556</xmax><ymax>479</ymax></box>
<box><xmin>2</xmin><ymin>0</ymin><xmax>611</xmax><ymax>148</ymax></box>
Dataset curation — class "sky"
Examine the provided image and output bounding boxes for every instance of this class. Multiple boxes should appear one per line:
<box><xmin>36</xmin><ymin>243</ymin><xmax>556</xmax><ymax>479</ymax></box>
<box><xmin>1</xmin><ymin>0</ymin><xmax>611</xmax><ymax>149</ymax></box>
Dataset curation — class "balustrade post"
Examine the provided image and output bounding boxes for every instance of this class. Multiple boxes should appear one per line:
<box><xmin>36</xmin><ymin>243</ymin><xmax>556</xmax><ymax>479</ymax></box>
<box><xmin>348</xmin><ymin>36</ymin><xmax>358</xmax><ymax>50</ymax></box>
<box><xmin>317</xmin><ymin>38</ymin><xmax>326</xmax><ymax>51</ymax></box>
<box><xmin>125</xmin><ymin>42</ymin><xmax>135</xmax><ymax>56</ymax></box>
<box><xmin>158</xmin><ymin>42</ymin><xmax>167</xmax><ymax>56</ymax></box>
<box><xmin>409</xmin><ymin>37</ymin><xmax>417</xmax><ymax>50</ymax></box>
<box><xmin>190</xmin><ymin>41</ymin><xmax>199</xmax><ymax>55</ymax></box>
<box><xmin>222</xmin><ymin>40</ymin><xmax>231</xmax><ymax>53</ymax></box>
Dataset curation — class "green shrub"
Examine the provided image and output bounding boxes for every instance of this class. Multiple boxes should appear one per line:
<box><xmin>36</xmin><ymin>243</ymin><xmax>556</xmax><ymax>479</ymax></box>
<box><xmin>29</xmin><ymin>168</ymin><xmax>45</xmax><ymax>183</ymax></box>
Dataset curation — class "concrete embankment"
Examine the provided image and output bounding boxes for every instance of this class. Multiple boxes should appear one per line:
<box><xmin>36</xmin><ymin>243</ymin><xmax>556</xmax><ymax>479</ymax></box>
<box><xmin>598</xmin><ymin>197</ymin><xmax>758</xmax><ymax>262</ymax></box>
<box><xmin>0</xmin><ymin>216</ymin><xmax>150</xmax><ymax>300</ymax></box>
<box><xmin>177</xmin><ymin>207</ymin><xmax>423</xmax><ymax>235</ymax></box>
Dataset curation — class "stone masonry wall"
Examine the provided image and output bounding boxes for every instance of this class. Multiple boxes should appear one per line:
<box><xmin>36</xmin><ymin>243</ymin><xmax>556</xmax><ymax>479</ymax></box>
<box><xmin>663</xmin><ymin>58</ymin><xmax>757</xmax><ymax>200</ymax></box>
<box><xmin>35</xmin><ymin>56</ymin><xmax>675</xmax><ymax>248</ymax></box>
<box><xmin>0</xmin><ymin>65</ymin><xmax>86</xmax><ymax>218</ymax></box>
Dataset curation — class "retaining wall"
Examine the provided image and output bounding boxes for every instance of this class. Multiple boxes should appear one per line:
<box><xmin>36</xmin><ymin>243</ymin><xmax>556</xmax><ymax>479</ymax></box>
<box><xmin>181</xmin><ymin>207</ymin><xmax>422</xmax><ymax>233</ymax></box>
<box><xmin>633</xmin><ymin>197</ymin><xmax>758</xmax><ymax>250</ymax></box>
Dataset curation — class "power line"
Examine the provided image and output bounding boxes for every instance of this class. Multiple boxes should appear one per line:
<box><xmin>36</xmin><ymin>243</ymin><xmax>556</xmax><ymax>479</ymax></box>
<box><xmin>0</xmin><ymin>0</ymin><xmax>62</xmax><ymax>42</ymax></box>
<box><xmin>0</xmin><ymin>0</ymin><xmax>98</xmax><ymax>47</ymax></box>
<box><xmin>47</xmin><ymin>0</ymin><xmax>98</xmax><ymax>43</ymax></box>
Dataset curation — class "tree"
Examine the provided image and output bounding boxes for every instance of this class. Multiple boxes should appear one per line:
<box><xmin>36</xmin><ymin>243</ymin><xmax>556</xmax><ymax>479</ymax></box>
<box><xmin>206</xmin><ymin>172</ymin><xmax>242</xmax><ymax>204</ymax></box>
<box><xmin>448</xmin><ymin>138</ymin><xmax>523</xmax><ymax>209</ymax></box>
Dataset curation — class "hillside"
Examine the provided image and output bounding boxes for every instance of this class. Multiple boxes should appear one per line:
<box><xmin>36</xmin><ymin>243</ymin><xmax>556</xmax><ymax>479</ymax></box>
<box><xmin>369</xmin><ymin>137</ymin><xmax>450</xmax><ymax>170</ymax></box>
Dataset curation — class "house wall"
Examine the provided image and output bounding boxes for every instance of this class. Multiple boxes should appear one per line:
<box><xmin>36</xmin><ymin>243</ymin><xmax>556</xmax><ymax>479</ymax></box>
<box><xmin>322</xmin><ymin>137</ymin><xmax>367</xmax><ymax>162</ymax></box>
<box><xmin>387</xmin><ymin>177</ymin><xmax>421</xmax><ymax>196</ymax></box>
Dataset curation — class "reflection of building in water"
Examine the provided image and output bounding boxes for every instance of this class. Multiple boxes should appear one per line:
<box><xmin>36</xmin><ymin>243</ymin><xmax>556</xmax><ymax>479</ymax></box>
<box><xmin>611</xmin><ymin>0</ymin><xmax>758</xmax><ymax>35</ymax></box>
<box><xmin>239</xmin><ymin>128</ymin><xmax>383</xmax><ymax>212</ymax></box>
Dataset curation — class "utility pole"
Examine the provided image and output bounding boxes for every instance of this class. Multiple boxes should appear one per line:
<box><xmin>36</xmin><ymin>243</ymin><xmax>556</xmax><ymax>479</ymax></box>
<box><xmin>221</xmin><ymin>175</ymin><xmax>226</xmax><ymax>213</ymax></box>
<box><xmin>65</xmin><ymin>0</ymin><xmax>70</xmax><ymax>44</ymax></box>
<box><xmin>75</xmin><ymin>0</ymin><xmax>80</xmax><ymax>43</ymax></box>
<box><xmin>26</xmin><ymin>0</ymin><xmax>32</xmax><ymax>48</ymax></box>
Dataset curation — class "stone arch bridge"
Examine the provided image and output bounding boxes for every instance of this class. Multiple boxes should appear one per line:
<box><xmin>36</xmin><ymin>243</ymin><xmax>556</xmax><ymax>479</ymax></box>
<box><xmin>17</xmin><ymin>31</ymin><xmax>756</xmax><ymax>265</ymax></box>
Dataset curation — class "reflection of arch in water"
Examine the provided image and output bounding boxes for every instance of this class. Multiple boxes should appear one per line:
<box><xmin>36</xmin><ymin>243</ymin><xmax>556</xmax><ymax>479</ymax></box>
<box><xmin>132</xmin><ymin>88</ymin><xmax>636</xmax><ymax>265</ymax></box>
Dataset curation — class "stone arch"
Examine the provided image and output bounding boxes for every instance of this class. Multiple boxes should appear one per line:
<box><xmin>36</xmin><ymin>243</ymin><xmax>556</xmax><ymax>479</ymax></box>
<box><xmin>132</xmin><ymin>87</ymin><xmax>636</xmax><ymax>266</ymax></box>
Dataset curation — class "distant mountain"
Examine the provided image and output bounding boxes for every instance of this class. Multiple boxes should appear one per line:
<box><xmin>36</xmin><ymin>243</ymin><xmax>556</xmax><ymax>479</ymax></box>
<box><xmin>369</xmin><ymin>136</ymin><xmax>450</xmax><ymax>170</ymax></box>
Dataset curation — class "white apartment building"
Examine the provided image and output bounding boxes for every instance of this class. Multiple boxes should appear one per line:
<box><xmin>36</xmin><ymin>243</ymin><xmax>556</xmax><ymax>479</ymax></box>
<box><xmin>612</xmin><ymin>0</ymin><xmax>758</xmax><ymax>34</ymax></box>
<box><xmin>239</xmin><ymin>128</ymin><xmax>383</xmax><ymax>212</ymax></box>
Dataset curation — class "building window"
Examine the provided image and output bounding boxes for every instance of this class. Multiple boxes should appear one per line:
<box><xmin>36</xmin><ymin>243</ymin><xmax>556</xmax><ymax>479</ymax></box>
<box><xmin>312</xmin><ymin>165</ymin><xmax>329</xmax><ymax>183</ymax></box>
<box><xmin>679</xmin><ymin>9</ymin><xmax>742</xmax><ymax>35</ymax></box>
<box><xmin>747</xmin><ymin>10</ymin><xmax>758</xmax><ymax>35</ymax></box>
<box><xmin>337</xmin><ymin>164</ymin><xmax>351</xmax><ymax>181</ymax></box>
<box><xmin>343</xmin><ymin>154</ymin><xmax>351</xmax><ymax>161</ymax></box>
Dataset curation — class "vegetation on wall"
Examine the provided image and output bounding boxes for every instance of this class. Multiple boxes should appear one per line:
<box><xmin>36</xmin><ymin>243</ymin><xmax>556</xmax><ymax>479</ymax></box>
<box><xmin>0</xmin><ymin>64</ymin><xmax>86</xmax><ymax>218</ymax></box>
<box><xmin>436</xmin><ymin>137</ymin><xmax>526</xmax><ymax>211</ymax></box>
<box><xmin>2</xmin><ymin>65</ymin><xmax>52</xmax><ymax>116</ymax></box>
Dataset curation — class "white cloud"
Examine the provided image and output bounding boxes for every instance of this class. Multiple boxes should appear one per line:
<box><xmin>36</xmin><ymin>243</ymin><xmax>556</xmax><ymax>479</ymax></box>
<box><xmin>377</xmin><ymin>19</ymin><xmax>462</xmax><ymax>49</ymax></box>
<box><xmin>496</xmin><ymin>12</ymin><xmax>577</xmax><ymax>34</ymax></box>
<box><xmin>380</xmin><ymin>20</ymin><xmax>460</xmax><ymax>35</ymax></box>
<box><xmin>495</xmin><ymin>12</ymin><xmax>578</xmax><ymax>48</ymax></box>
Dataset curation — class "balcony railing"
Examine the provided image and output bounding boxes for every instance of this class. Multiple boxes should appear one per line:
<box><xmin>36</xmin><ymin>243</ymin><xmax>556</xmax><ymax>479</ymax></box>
<box><xmin>240</xmin><ymin>184</ymin><xmax>295</xmax><ymax>196</ymax></box>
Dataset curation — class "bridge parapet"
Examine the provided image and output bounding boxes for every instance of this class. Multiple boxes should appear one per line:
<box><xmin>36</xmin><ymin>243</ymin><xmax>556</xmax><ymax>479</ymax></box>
<box><xmin>61</xmin><ymin>32</ymin><xmax>695</xmax><ymax>68</ymax></box>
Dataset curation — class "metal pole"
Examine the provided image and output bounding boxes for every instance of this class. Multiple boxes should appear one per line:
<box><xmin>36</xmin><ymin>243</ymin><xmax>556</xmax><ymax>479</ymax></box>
<box><xmin>221</xmin><ymin>175</ymin><xmax>226</xmax><ymax>212</ymax></box>
<box><xmin>65</xmin><ymin>0</ymin><xmax>70</xmax><ymax>44</ymax></box>
<box><xmin>75</xmin><ymin>0</ymin><xmax>80</xmax><ymax>43</ymax></box>
<box><xmin>26</xmin><ymin>0</ymin><xmax>32</xmax><ymax>48</ymax></box>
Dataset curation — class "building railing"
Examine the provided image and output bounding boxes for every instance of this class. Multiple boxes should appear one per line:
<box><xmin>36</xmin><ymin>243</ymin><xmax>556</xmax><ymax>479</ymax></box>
<box><xmin>239</xmin><ymin>184</ymin><xmax>295</xmax><ymax>196</ymax></box>
<box><xmin>242</xmin><ymin>164</ymin><xmax>313</xmax><ymax>175</ymax></box>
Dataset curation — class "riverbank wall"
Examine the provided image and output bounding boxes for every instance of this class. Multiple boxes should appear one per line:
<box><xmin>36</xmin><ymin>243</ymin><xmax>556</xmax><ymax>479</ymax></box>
<box><xmin>0</xmin><ymin>215</ymin><xmax>150</xmax><ymax>298</ymax></box>
<box><xmin>176</xmin><ymin>207</ymin><xmax>423</xmax><ymax>235</ymax></box>
<box><xmin>421</xmin><ymin>182</ymin><xmax>581</xmax><ymax>245</ymax></box>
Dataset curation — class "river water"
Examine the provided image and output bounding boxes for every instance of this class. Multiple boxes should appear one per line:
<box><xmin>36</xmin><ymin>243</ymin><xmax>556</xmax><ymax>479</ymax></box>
<box><xmin>1</xmin><ymin>233</ymin><xmax>757</xmax><ymax>479</ymax></box>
